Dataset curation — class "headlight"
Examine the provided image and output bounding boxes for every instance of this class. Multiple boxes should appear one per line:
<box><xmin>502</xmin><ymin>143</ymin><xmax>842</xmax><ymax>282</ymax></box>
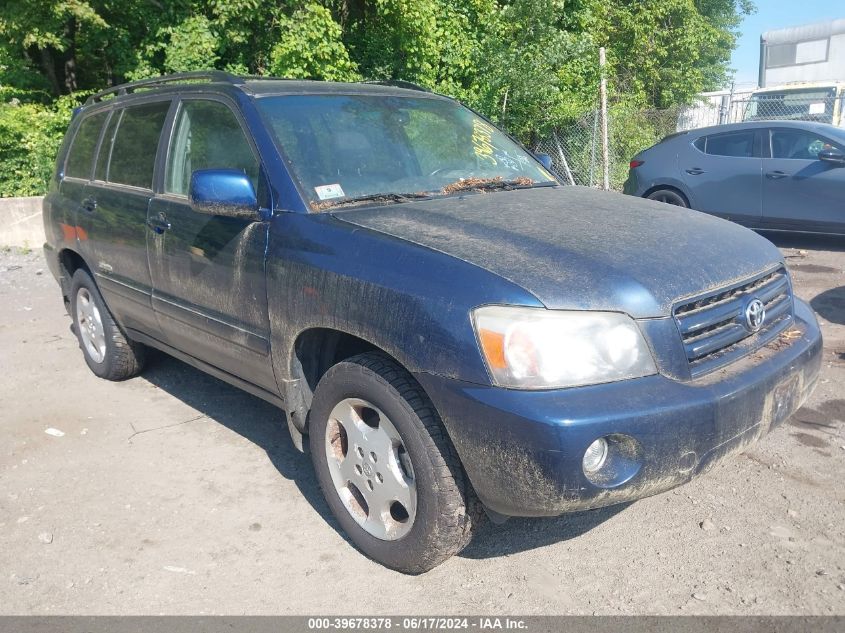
<box><xmin>472</xmin><ymin>306</ymin><xmax>657</xmax><ymax>389</ymax></box>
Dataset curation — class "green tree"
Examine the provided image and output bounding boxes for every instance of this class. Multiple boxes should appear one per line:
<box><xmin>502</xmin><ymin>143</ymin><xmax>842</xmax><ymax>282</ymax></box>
<box><xmin>0</xmin><ymin>0</ymin><xmax>756</xmax><ymax>195</ymax></box>
<box><xmin>596</xmin><ymin>0</ymin><xmax>755</xmax><ymax>109</ymax></box>
<box><xmin>0</xmin><ymin>0</ymin><xmax>106</xmax><ymax>95</ymax></box>
<box><xmin>471</xmin><ymin>0</ymin><xmax>599</xmax><ymax>141</ymax></box>
<box><xmin>163</xmin><ymin>15</ymin><xmax>221</xmax><ymax>74</ymax></box>
<box><xmin>268</xmin><ymin>4</ymin><xmax>359</xmax><ymax>81</ymax></box>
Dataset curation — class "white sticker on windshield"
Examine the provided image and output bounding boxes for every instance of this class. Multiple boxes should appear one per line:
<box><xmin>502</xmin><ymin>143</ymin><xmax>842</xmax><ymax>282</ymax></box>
<box><xmin>315</xmin><ymin>183</ymin><xmax>345</xmax><ymax>200</ymax></box>
<box><xmin>809</xmin><ymin>102</ymin><xmax>826</xmax><ymax>114</ymax></box>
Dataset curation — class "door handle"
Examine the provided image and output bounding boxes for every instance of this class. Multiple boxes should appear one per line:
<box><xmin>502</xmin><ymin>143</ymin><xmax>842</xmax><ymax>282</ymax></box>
<box><xmin>766</xmin><ymin>171</ymin><xmax>789</xmax><ymax>179</ymax></box>
<box><xmin>81</xmin><ymin>197</ymin><xmax>97</xmax><ymax>212</ymax></box>
<box><xmin>146</xmin><ymin>215</ymin><xmax>171</xmax><ymax>235</ymax></box>
<box><xmin>685</xmin><ymin>168</ymin><xmax>705</xmax><ymax>175</ymax></box>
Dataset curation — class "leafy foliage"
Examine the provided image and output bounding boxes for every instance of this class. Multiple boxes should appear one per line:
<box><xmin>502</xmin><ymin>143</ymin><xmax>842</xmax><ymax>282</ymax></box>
<box><xmin>0</xmin><ymin>92</ymin><xmax>84</xmax><ymax>197</ymax></box>
<box><xmin>0</xmin><ymin>0</ymin><xmax>754</xmax><ymax>196</ymax></box>
<box><xmin>269</xmin><ymin>4</ymin><xmax>359</xmax><ymax>81</ymax></box>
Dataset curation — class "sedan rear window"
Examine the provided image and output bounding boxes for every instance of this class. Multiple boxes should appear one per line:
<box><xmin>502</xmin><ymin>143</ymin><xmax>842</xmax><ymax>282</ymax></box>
<box><xmin>698</xmin><ymin>131</ymin><xmax>755</xmax><ymax>158</ymax></box>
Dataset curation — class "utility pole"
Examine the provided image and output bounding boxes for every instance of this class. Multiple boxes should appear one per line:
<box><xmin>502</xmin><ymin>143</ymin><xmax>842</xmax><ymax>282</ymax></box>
<box><xmin>599</xmin><ymin>47</ymin><xmax>609</xmax><ymax>191</ymax></box>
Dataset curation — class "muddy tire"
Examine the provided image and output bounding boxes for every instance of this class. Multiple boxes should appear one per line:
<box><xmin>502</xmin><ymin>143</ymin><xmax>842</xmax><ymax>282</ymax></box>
<box><xmin>309</xmin><ymin>352</ymin><xmax>481</xmax><ymax>573</ymax></box>
<box><xmin>70</xmin><ymin>268</ymin><xmax>145</xmax><ymax>381</ymax></box>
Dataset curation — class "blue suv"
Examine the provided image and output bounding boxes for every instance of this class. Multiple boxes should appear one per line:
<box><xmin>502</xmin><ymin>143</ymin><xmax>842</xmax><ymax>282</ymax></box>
<box><xmin>43</xmin><ymin>72</ymin><xmax>823</xmax><ymax>573</ymax></box>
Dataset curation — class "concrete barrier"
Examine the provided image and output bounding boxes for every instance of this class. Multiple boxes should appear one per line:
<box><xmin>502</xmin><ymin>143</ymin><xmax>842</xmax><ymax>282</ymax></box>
<box><xmin>1</xmin><ymin>196</ymin><xmax>45</xmax><ymax>248</ymax></box>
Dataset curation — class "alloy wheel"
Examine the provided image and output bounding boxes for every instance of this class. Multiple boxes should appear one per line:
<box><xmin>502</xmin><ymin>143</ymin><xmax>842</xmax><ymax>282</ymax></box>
<box><xmin>75</xmin><ymin>287</ymin><xmax>106</xmax><ymax>363</ymax></box>
<box><xmin>324</xmin><ymin>397</ymin><xmax>417</xmax><ymax>540</ymax></box>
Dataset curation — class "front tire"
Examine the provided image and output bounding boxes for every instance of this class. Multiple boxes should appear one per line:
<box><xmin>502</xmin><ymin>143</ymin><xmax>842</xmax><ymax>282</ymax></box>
<box><xmin>646</xmin><ymin>188</ymin><xmax>688</xmax><ymax>207</ymax></box>
<box><xmin>70</xmin><ymin>268</ymin><xmax>145</xmax><ymax>381</ymax></box>
<box><xmin>309</xmin><ymin>352</ymin><xmax>480</xmax><ymax>573</ymax></box>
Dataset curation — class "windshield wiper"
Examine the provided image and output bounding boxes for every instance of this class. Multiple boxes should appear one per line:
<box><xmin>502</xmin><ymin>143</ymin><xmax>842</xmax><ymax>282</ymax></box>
<box><xmin>441</xmin><ymin>177</ymin><xmax>555</xmax><ymax>195</ymax></box>
<box><xmin>314</xmin><ymin>191</ymin><xmax>432</xmax><ymax>211</ymax></box>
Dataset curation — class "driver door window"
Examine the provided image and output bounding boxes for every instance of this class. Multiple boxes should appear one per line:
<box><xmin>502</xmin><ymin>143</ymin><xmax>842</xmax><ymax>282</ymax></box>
<box><xmin>165</xmin><ymin>100</ymin><xmax>259</xmax><ymax>195</ymax></box>
<box><xmin>769</xmin><ymin>129</ymin><xmax>842</xmax><ymax>160</ymax></box>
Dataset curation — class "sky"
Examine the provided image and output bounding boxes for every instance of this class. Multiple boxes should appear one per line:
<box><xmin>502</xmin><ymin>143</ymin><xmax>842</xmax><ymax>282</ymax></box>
<box><xmin>729</xmin><ymin>0</ymin><xmax>843</xmax><ymax>87</ymax></box>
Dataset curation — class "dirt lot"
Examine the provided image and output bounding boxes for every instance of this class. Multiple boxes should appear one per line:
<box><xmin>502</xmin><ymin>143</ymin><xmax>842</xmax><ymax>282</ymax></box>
<box><xmin>1</xmin><ymin>234</ymin><xmax>844</xmax><ymax>615</ymax></box>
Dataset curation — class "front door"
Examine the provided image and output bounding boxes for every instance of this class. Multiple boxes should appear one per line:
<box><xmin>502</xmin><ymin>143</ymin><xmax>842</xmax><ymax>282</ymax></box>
<box><xmin>146</xmin><ymin>97</ymin><xmax>275</xmax><ymax>392</ymax></box>
<box><xmin>761</xmin><ymin>127</ymin><xmax>845</xmax><ymax>234</ymax></box>
<box><xmin>682</xmin><ymin>129</ymin><xmax>763</xmax><ymax>226</ymax></box>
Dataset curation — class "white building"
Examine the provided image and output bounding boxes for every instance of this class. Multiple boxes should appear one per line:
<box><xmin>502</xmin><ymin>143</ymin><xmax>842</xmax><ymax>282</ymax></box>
<box><xmin>759</xmin><ymin>18</ymin><xmax>845</xmax><ymax>87</ymax></box>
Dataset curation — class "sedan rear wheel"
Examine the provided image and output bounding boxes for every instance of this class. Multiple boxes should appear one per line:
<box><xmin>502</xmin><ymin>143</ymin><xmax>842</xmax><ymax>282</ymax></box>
<box><xmin>647</xmin><ymin>189</ymin><xmax>688</xmax><ymax>207</ymax></box>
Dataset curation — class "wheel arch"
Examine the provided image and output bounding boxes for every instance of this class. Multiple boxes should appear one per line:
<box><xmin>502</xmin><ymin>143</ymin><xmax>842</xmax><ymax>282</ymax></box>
<box><xmin>283</xmin><ymin>326</ymin><xmax>421</xmax><ymax>440</ymax></box>
<box><xmin>642</xmin><ymin>184</ymin><xmax>691</xmax><ymax>207</ymax></box>
<box><xmin>56</xmin><ymin>247</ymin><xmax>91</xmax><ymax>307</ymax></box>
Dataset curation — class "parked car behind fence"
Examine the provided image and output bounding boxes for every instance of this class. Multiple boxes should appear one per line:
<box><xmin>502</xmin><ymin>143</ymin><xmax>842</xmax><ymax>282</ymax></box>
<box><xmin>624</xmin><ymin>120</ymin><xmax>845</xmax><ymax>236</ymax></box>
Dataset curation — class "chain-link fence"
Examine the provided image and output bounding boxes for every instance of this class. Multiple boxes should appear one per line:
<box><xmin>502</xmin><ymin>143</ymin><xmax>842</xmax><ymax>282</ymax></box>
<box><xmin>533</xmin><ymin>107</ymin><xmax>682</xmax><ymax>190</ymax></box>
<box><xmin>726</xmin><ymin>94</ymin><xmax>844</xmax><ymax>126</ymax></box>
<box><xmin>534</xmin><ymin>93</ymin><xmax>845</xmax><ymax>192</ymax></box>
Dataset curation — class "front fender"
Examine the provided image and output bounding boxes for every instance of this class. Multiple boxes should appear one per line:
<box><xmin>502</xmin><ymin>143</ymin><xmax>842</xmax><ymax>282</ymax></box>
<box><xmin>265</xmin><ymin>211</ymin><xmax>542</xmax><ymax>419</ymax></box>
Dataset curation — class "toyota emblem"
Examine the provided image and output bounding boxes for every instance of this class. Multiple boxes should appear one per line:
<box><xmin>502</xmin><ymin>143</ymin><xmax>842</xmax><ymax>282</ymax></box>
<box><xmin>744</xmin><ymin>299</ymin><xmax>766</xmax><ymax>332</ymax></box>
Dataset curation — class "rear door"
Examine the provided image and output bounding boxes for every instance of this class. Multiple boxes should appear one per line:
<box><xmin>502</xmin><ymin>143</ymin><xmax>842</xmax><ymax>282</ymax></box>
<box><xmin>56</xmin><ymin>110</ymin><xmax>109</xmax><ymax>256</ymax></box>
<box><xmin>77</xmin><ymin>98</ymin><xmax>173</xmax><ymax>334</ymax></box>
<box><xmin>146</xmin><ymin>96</ymin><xmax>275</xmax><ymax>392</ymax></box>
<box><xmin>681</xmin><ymin>129</ymin><xmax>763</xmax><ymax>226</ymax></box>
<box><xmin>761</xmin><ymin>127</ymin><xmax>845</xmax><ymax>234</ymax></box>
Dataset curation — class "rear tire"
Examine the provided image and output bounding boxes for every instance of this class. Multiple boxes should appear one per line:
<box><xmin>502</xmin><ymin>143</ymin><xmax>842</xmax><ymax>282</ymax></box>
<box><xmin>647</xmin><ymin>188</ymin><xmax>688</xmax><ymax>207</ymax></box>
<box><xmin>70</xmin><ymin>268</ymin><xmax>145</xmax><ymax>381</ymax></box>
<box><xmin>309</xmin><ymin>352</ymin><xmax>481</xmax><ymax>573</ymax></box>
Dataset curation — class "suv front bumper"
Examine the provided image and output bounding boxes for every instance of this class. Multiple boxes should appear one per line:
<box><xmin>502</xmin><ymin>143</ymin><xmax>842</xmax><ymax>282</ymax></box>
<box><xmin>415</xmin><ymin>299</ymin><xmax>823</xmax><ymax>518</ymax></box>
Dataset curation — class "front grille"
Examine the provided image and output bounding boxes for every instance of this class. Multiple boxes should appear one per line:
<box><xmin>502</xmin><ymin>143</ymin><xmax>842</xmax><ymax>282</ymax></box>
<box><xmin>674</xmin><ymin>267</ymin><xmax>794</xmax><ymax>377</ymax></box>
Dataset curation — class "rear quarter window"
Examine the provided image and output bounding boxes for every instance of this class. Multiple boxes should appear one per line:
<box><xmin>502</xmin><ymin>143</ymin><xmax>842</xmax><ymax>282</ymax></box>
<box><xmin>65</xmin><ymin>112</ymin><xmax>108</xmax><ymax>179</ymax></box>
<box><xmin>698</xmin><ymin>131</ymin><xmax>755</xmax><ymax>158</ymax></box>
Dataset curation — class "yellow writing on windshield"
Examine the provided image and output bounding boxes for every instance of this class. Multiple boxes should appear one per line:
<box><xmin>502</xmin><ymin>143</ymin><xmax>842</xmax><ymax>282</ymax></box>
<box><xmin>472</xmin><ymin>119</ymin><xmax>498</xmax><ymax>166</ymax></box>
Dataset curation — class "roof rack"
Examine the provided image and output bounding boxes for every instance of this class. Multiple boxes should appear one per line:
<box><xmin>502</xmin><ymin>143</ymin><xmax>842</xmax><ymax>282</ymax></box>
<box><xmin>361</xmin><ymin>80</ymin><xmax>430</xmax><ymax>93</ymax></box>
<box><xmin>84</xmin><ymin>73</ymin><xmax>432</xmax><ymax>106</ymax></box>
<box><xmin>84</xmin><ymin>71</ymin><xmax>247</xmax><ymax>105</ymax></box>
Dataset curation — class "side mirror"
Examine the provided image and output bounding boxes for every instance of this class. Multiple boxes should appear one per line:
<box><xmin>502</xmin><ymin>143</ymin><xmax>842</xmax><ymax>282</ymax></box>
<box><xmin>189</xmin><ymin>169</ymin><xmax>260</xmax><ymax>219</ymax></box>
<box><xmin>818</xmin><ymin>149</ymin><xmax>845</xmax><ymax>166</ymax></box>
<box><xmin>534</xmin><ymin>153</ymin><xmax>554</xmax><ymax>171</ymax></box>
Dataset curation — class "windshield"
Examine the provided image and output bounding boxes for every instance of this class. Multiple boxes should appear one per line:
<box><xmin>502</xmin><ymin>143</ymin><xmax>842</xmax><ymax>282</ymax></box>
<box><xmin>744</xmin><ymin>87</ymin><xmax>838</xmax><ymax>123</ymax></box>
<box><xmin>256</xmin><ymin>94</ymin><xmax>555</xmax><ymax>210</ymax></box>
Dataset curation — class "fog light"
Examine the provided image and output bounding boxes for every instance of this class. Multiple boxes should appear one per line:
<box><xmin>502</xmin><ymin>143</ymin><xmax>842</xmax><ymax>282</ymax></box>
<box><xmin>583</xmin><ymin>438</ymin><xmax>609</xmax><ymax>473</ymax></box>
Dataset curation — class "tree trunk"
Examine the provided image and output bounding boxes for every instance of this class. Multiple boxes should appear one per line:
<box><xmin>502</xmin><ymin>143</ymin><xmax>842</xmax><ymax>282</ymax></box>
<box><xmin>29</xmin><ymin>15</ymin><xmax>78</xmax><ymax>96</ymax></box>
<box><xmin>35</xmin><ymin>46</ymin><xmax>61</xmax><ymax>96</ymax></box>
<box><xmin>61</xmin><ymin>16</ymin><xmax>79</xmax><ymax>93</ymax></box>
<box><xmin>339</xmin><ymin>0</ymin><xmax>366</xmax><ymax>28</ymax></box>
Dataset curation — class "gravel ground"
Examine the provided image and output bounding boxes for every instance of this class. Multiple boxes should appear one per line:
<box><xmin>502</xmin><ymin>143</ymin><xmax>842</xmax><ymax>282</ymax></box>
<box><xmin>0</xmin><ymin>234</ymin><xmax>843</xmax><ymax>615</ymax></box>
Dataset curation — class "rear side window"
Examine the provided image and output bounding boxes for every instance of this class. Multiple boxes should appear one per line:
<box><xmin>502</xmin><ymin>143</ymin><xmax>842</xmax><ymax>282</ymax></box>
<box><xmin>698</xmin><ymin>131</ymin><xmax>755</xmax><ymax>158</ymax></box>
<box><xmin>107</xmin><ymin>101</ymin><xmax>170</xmax><ymax>189</ymax></box>
<box><xmin>94</xmin><ymin>112</ymin><xmax>121</xmax><ymax>182</ymax></box>
<box><xmin>65</xmin><ymin>112</ymin><xmax>108</xmax><ymax>179</ymax></box>
<box><xmin>165</xmin><ymin>100</ymin><xmax>259</xmax><ymax>195</ymax></box>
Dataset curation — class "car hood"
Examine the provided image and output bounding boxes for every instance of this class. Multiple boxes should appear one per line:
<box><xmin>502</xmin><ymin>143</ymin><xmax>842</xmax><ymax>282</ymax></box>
<box><xmin>332</xmin><ymin>186</ymin><xmax>784</xmax><ymax>318</ymax></box>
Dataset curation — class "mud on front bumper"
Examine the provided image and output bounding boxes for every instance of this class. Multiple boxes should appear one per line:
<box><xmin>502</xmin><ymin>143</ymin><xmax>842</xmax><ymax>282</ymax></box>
<box><xmin>415</xmin><ymin>299</ymin><xmax>823</xmax><ymax>518</ymax></box>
